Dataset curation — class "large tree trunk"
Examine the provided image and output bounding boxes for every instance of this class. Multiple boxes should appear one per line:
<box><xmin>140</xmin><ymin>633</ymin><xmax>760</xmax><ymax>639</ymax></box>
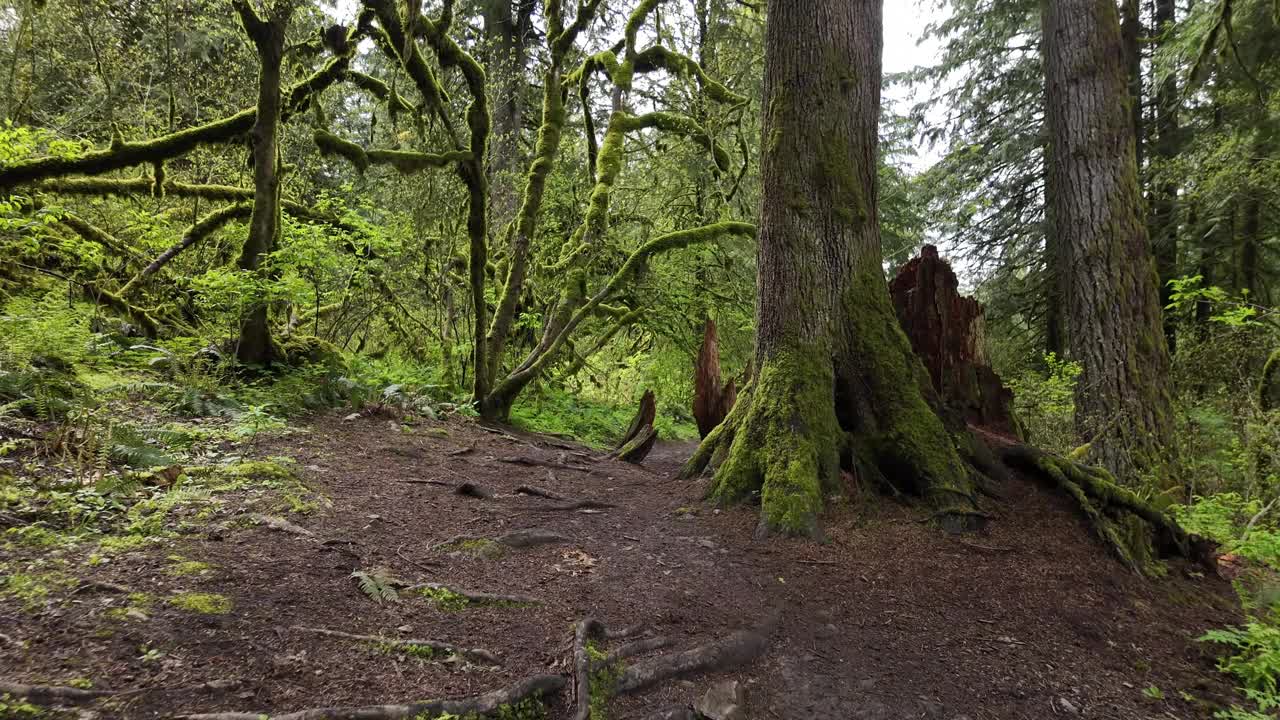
<box><xmin>1042</xmin><ymin>0</ymin><xmax>1175</xmax><ymax>480</ymax></box>
<box><xmin>1150</xmin><ymin>0</ymin><xmax>1180</xmax><ymax>352</ymax></box>
<box><xmin>684</xmin><ymin>0</ymin><xmax>974</xmax><ymax>536</ymax></box>
<box><xmin>233</xmin><ymin>0</ymin><xmax>292</xmax><ymax>367</ymax></box>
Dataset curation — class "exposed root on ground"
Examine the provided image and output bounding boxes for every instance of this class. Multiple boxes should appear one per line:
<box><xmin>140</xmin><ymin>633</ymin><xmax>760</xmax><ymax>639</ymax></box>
<box><xmin>515</xmin><ymin>485</ymin><xmax>568</xmax><ymax>501</ymax></box>
<box><xmin>431</xmin><ymin>528</ymin><xmax>569</xmax><ymax>551</ymax></box>
<box><xmin>289</xmin><ymin>626</ymin><xmax>501</xmax><ymax>665</ymax></box>
<box><xmin>571</xmin><ymin>612</ymin><xmax>775</xmax><ymax>720</ymax></box>
<box><xmin>252</xmin><ymin>514</ymin><xmax>316</xmax><ymax>536</ymax></box>
<box><xmin>407</xmin><ymin>582</ymin><xmax>540</xmax><ymax>606</ymax></box>
<box><xmin>175</xmin><ymin>673</ymin><xmax>565</xmax><ymax>720</ymax></box>
<box><xmin>0</xmin><ymin>680</ymin><xmax>113</xmax><ymax>704</ymax></box>
<box><xmin>995</xmin><ymin>439</ymin><xmax>1198</xmax><ymax>575</ymax></box>
<box><xmin>514</xmin><ymin>485</ymin><xmax>615</xmax><ymax>511</ymax></box>
<box><xmin>498</xmin><ymin>455</ymin><xmax>591</xmax><ymax>472</ymax></box>
<box><xmin>0</xmin><ymin>679</ymin><xmax>242</xmax><ymax>706</ymax></box>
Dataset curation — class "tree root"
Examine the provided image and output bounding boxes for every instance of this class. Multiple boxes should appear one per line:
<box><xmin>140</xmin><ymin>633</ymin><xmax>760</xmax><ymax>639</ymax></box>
<box><xmin>997</xmin><ymin>441</ymin><xmax>1198</xmax><ymax>575</ymax></box>
<box><xmin>515</xmin><ymin>485</ymin><xmax>568</xmax><ymax>501</ymax></box>
<box><xmin>499</xmin><ymin>455</ymin><xmax>591</xmax><ymax>472</ymax></box>
<box><xmin>0</xmin><ymin>681</ymin><xmax>112</xmax><ymax>704</ymax></box>
<box><xmin>289</xmin><ymin>626</ymin><xmax>500</xmax><ymax>666</ymax></box>
<box><xmin>432</xmin><ymin>528</ymin><xmax>569</xmax><ymax>552</ymax></box>
<box><xmin>0</xmin><ymin>678</ymin><xmax>242</xmax><ymax>706</ymax></box>
<box><xmin>407</xmin><ymin>582</ymin><xmax>540</xmax><ymax>606</ymax></box>
<box><xmin>571</xmin><ymin>612</ymin><xmax>775</xmax><ymax>720</ymax></box>
<box><xmin>176</xmin><ymin>673</ymin><xmax>564</xmax><ymax>720</ymax></box>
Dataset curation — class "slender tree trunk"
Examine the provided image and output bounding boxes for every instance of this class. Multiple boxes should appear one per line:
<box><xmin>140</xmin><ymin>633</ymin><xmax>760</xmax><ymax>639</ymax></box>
<box><xmin>1120</xmin><ymin>0</ymin><xmax>1144</xmax><ymax>171</ymax></box>
<box><xmin>1042</xmin><ymin>0</ymin><xmax>1175</xmax><ymax>480</ymax></box>
<box><xmin>1238</xmin><ymin>197</ymin><xmax>1261</xmax><ymax>296</ymax></box>
<box><xmin>483</xmin><ymin>0</ymin><xmax>534</xmax><ymax>235</ymax></box>
<box><xmin>233</xmin><ymin>0</ymin><xmax>292</xmax><ymax>367</ymax></box>
<box><xmin>1150</xmin><ymin>0</ymin><xmax>1180</xmax><ymax>352</ymax></box>
<box><xmin>686</xmin><ymin>0</ymin><xmax>973</xmax><ymax>535</ymax></box>
<box><xmin>1043</xmin><ymin>140</ymin><xmax>1065</xmax><ymax>358</ymax></box>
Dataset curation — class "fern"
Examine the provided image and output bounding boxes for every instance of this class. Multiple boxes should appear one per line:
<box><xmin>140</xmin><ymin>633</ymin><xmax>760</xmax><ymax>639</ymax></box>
<box><xmin>351</xmin><ymin>570</ymin><xmax>399</xmax><ymax>604</ymax></box>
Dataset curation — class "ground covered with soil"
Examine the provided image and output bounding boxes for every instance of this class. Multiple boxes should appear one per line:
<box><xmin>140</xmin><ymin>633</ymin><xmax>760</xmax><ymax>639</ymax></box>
<box><xmin>0</xmin><ymin>410</ymin><xmax>1244</xmax><ymax>719</ymax></box>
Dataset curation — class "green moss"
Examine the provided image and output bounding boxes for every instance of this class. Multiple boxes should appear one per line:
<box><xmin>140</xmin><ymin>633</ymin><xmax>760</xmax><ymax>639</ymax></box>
<box><xmin>1261</xmin><ymin>348</ymin><xmax>1280</xmax><ymax>411</ymax></box>
<box><xmin>438</xmin><ymin>537</ymin><xmax>505</xmax><ymax>559</ymax></box>
<box><xmin>4</xmin><ymin>571</ymin><xmax>73</xmax><ymax>610</ymax></box>
<box><xmin>817</xmin><ymin>130</ymin><xmax>867</xmax><ymax>226</ymax></box>
<box><xmin>841</xmin><ymin>281</ymin><xmax>973</xmax><ymax>504</ymax></box>
<box><xmin>98</xmin><ymin>534</ymin><xmax>153</xmax><ymax>554</ymax></box>
<box><xmin>712</xmin><ymin>347</ymin><xmax>841</xmax><ymax>536</ymax></box>
<box><xmin>374</xmin><ymin>640</ymin><xmax>436</xmax><ymax>660</ymax></box>
<box><xmin>418</xmin><ymin>586</ymin><xmax>470</xmax><ymax>611</ymax></box>
<box><xmin>167</xmin><ymin>592</ymin><xmax>232</xmax><ymax>614</ymax></box>
<box><xmin>586</xmin><ymin>640</ymin><xmax>623</xmax><ymax>720</ymax></box>
<box><xmin>165</xmin><ymin>555</ymin><xmax>213</xmax><ymax>577</ymax></box>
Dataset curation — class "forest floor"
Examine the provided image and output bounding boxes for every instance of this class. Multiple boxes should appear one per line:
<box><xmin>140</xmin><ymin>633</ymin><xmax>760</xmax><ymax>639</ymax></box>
<box><xmin>0</xmin><ymin>409</ymin><xmax>1246</xmax><ymax>720</ymax></box>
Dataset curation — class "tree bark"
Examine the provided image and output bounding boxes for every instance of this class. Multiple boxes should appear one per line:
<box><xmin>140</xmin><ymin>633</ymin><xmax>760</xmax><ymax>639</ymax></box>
<box><xmin>1042</xmin><ymin>0</ymin><xmax>1175</xmax><ymax>480</ymax></box>
<box><xmin>233</xmin><ymin>0</ymin><xmax>293</xmax><ymax>367</ymax></box>
<box><xmin>684</xmin><ymin>0</ymin><xmax>974</xmax><ymax>535</ymax></box>
<box><xmin>1150</xmin><ymin>0</ymin><xmax>1180</xmax><ymax>352</ymax></box>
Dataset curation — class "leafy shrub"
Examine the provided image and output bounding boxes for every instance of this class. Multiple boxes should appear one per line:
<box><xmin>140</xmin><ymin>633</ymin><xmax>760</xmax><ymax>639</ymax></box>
<box><xmin>1005</xmin><ymin>353</ymin><xmax>1082</xmax><ymax>456</ymax></box>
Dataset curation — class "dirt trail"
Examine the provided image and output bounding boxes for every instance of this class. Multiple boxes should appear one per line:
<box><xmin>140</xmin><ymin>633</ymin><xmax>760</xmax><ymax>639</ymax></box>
<box><xmin>1</xmin><ymin>412</ymin><xmax>1241</xmax><ymax>719</ymax></box>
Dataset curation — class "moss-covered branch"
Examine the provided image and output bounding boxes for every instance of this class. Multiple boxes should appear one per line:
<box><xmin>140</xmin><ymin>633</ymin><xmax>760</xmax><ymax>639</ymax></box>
<box><xmin>363</xmin><ymin>0</ymin><xmax>455</xmax><ymax>143</ymax></box>
<box><xmin>119</xmin><ymin>203</ymin><xmax>253</xmax><ymax>297</ymax></box>
<box><xmin>484</xmin><ymin>222</ymin><xmax>754</xmax><ymax>418</ymax></box>
<box><xmin>485</xmin><ymin>0</ymin><xmax>604</xmax><ymax>387</ymax></box>
<box><xmin>0</xmin><ymin>25</ymin><xmax>364</xmax><ymax>188</ymax></box>
<box><xmin>58</xmin><ymin>213</ymin><xmax>146</xmax><ymax>264</ymax></box>
<box><xmin>37</xmin><ymin>177</ymin><xmax>254</xmax><ymax>201</ymax></box>
<box><xmin>344</xmin><ymin>70</ymin><xmax>416</xmax><ymax>116</ymax></box>
<box><xmin>313</xmin><ymin>129</ymin><xmax>469</xmax><ymax>174</ymax></box>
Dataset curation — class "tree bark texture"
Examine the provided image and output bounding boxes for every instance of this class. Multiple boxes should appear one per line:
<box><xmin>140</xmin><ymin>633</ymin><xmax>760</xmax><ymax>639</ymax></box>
<box><xmin>234</xmin><ymin>0</ymin><xmax>292</xmax><ymax>367</ymax></box>
<box><xmin>1151</xmin><ymin>0</ymin><xmax>1180</xmax><ymax>351</ymax></box>
<box><xmin>686</xmin><ymin>0</ymin><xmax>973</xmax><ymax>535</ymax></box>
<box><xmin>1042</xmin><ymin>0</ymin><xmax>1175</xmax><ymax>480</ymax></box>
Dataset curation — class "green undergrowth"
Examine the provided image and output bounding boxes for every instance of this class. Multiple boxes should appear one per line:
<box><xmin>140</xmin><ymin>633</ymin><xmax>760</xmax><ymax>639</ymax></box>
<box><xmin>1173</xmin><ymin>493</ymin><xmax>1280</xmax><ymax>717</ymax></box>
<box><xmin>510</xmin><ymin>385</ymin><xmax>696</xmax><ymax>448</ymax></box>
<box><xmin>167</xmin><ymin>591</ymin><xmax>232</xmax><ymax>614</ymax></box>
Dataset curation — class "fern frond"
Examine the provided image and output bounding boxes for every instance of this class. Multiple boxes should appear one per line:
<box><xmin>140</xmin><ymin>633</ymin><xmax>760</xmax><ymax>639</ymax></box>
<box><xmin>351</xmin><ymin>570</ymin><xmax>399</xmax><ymax>604</ymax></box>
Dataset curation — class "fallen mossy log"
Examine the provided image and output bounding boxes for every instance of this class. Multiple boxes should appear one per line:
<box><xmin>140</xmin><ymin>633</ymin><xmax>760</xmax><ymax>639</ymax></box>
<box><xmin>571</xmin><ymin>613</ymin><xmax>775</xmax><ymax>720</ymax></box>
<box><xmin>176</xmin><ymin>674</ymin><xmax>564</xmax><ymax>720</ymax></box>
<box><xmin>995</xmin><ymin>439</ymin><xmax>1198</xmax><ymax>575</ymax></box>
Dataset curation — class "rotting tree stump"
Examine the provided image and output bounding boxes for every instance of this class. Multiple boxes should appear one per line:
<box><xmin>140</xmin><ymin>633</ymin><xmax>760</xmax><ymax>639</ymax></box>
<box><xmin>611</xmin><ymin>389</ymin><xmax>657</xmax><ymax>464</ymax></box>
<box><xmin>693</xmin><ymin>317</ymin><xmax>737</xmax><ymax>439</ymax></box>
<box><xmin>889</xmin><ymin>244</ymin><xmax>1021</xmax><ymax>438</ymax></box>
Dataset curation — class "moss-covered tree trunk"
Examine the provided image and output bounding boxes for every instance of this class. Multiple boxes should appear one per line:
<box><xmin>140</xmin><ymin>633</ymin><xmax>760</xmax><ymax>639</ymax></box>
<box><xmin>1042</xmin><ymin>0</ymin><xmax>1175</xmax><ymax>480</ymax></box>
<box><xmin>685</xmin><ymin>0</ymin><xmax>974</xmax><ymax>536</ymax></box>
<box><xmin>233</xmin><ymin>0</ymin><xmax>292</xmax><ymax>367</ymax></box>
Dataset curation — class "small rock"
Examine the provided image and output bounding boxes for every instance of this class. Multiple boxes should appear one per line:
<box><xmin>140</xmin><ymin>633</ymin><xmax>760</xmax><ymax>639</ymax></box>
<box><xmin>697</xmin><ymin>539</ymin><xmax>717</xmax><ymax>549</ymax></box>
<box><xmin>124</xmin><ymin>608</ymin><xmax>149</xmax><ymax>621</ymax></box>
<box><xmin>695</xmin><ymin>680</ymin><xmax>745</xmax><ymax>720</ymax></box>
<box><xmin>1056</xmin><ymin>698</ymin><xmax>1080</xmax><ymax>714</ymax></box>
<box><xmin>397</xmin><ymin>625</ymin><xmax>413</xmax><ymax>633</ymax></box>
